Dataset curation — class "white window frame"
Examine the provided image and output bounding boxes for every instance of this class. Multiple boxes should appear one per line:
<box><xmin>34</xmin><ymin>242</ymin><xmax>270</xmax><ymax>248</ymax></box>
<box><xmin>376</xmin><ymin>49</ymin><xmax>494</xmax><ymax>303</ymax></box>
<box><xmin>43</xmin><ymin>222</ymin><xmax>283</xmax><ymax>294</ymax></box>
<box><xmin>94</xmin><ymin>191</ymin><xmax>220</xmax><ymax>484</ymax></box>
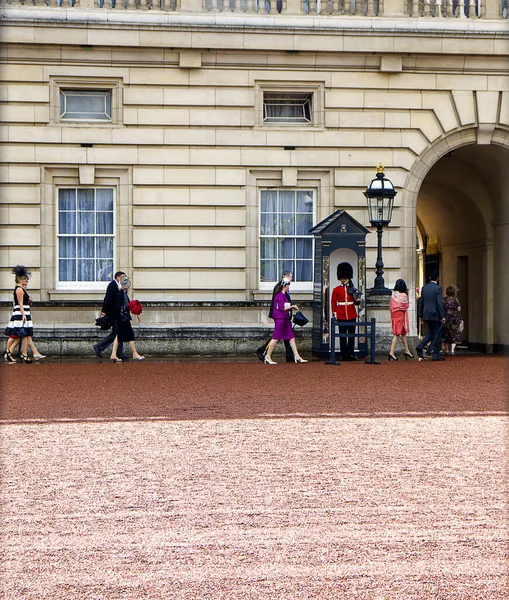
<box><xmin>49</xmin><ymin>76</ymin><xmax>123</xmax><ymax>126</ymax></box>
<box><xmin>258</xmin><ymin>188</ymin><xmax>316</xmax><ymax>292</ymax></box>
<box><xmin>60</xmin><ymin>89</ymin><xmax>112</xmax><ymax>122</ymax></box>
<box><xmin>263</xmin><ymin>92</ymin><xmax>313</xmax><ymax>125</ymax></box>
<box><xmin>255</xmin><ymin>82</ymin><xmax>324</xmax><ymax>130</ymax></box>
<box><xmin>56</xmin><ymin>187</ymin><xmax>116</xmax><ymax>291</ymax></box>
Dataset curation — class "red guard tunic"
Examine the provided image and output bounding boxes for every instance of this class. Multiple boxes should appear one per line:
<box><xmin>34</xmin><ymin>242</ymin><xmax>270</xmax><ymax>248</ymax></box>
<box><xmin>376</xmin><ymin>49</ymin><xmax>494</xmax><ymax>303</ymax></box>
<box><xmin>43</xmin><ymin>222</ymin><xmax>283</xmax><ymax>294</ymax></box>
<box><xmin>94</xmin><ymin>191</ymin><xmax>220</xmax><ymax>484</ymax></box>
<box><xmin>331</xmin><ymin>283</ymin><xmax>358</xmax><ymax>321</ymax></box>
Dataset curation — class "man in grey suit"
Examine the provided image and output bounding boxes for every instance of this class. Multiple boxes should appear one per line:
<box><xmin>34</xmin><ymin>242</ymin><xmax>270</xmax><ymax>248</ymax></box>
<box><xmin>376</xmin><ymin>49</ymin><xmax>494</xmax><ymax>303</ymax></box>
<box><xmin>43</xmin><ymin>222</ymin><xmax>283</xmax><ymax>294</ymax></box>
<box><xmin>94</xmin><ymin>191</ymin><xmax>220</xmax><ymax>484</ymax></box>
<box><xmin>416</xmin><ymin>271</ymin><xmax>446</xmax><ymax>361</ymax></box>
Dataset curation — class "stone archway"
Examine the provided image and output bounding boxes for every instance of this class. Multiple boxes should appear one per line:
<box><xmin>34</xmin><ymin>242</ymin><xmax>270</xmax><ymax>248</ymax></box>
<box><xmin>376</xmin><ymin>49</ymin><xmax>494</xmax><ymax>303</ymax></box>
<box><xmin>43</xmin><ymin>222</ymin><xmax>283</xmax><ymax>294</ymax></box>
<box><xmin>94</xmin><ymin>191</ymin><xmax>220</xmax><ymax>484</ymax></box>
<box><xmin>401</xmin><ymin>128</ymin><xmax>509</xmax><ymax>352</ymax></box>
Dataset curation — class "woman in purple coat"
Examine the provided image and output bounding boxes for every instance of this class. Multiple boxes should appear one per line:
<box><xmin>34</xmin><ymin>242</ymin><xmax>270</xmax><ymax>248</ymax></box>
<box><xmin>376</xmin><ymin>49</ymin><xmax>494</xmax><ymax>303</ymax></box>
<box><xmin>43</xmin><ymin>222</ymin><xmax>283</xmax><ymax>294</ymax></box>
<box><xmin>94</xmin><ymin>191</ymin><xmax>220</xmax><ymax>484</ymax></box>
<box><xmin>264</xmin><ymin>281</ymin><xmax>308</xmax><ymax>365</ymax></box>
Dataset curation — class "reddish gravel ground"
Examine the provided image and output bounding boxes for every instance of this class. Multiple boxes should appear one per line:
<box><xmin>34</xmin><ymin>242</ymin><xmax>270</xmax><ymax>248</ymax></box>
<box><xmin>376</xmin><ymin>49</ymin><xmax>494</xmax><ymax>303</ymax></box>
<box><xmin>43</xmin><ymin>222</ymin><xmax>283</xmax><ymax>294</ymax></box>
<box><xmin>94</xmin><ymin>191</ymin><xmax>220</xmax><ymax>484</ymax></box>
<box><xmin>1</xmin><ymin>355</ymin><xmax>508</xmax><ymax>599</ymax></box>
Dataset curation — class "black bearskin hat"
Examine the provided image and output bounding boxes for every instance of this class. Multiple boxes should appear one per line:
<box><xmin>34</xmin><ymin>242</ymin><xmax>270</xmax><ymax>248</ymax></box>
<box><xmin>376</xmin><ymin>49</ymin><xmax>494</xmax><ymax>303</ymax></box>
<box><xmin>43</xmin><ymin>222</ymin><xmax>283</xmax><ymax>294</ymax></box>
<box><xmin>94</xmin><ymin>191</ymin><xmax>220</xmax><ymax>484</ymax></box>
<box><xmin>12</xmin><ymin>265</ymin><xmax>31</xmax><ymax>280</ymax></box>
<box><xmin>337</xmin><ymin>261</ymin><xmax>353</xmax><ymax>281</ymax></box>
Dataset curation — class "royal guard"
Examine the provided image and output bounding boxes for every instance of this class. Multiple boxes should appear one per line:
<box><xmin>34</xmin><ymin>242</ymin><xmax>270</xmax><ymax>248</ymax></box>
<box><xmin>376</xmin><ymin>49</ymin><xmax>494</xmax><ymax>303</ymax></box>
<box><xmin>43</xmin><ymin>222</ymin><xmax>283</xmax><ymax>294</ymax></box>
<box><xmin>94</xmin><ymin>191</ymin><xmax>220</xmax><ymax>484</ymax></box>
<box><xmin>331</xmin><ymin>262</ymin><xmax>361</xmax><ymax>361</ymax></box>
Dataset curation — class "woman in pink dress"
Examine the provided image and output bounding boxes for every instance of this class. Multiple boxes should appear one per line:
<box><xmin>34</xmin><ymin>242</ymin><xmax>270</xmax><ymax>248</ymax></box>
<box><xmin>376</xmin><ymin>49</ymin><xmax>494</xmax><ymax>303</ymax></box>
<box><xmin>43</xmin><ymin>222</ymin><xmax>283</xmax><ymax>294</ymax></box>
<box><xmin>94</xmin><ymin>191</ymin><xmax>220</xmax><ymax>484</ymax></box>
<box><xmin>388</xmin><ymin>279</ymin><xmax>414</xmax><ymax>361</ymax></box>
<box><xmin>264</xmin><ymin>281</ymin><xmax>307</xmax><ymax>365</ymax></box>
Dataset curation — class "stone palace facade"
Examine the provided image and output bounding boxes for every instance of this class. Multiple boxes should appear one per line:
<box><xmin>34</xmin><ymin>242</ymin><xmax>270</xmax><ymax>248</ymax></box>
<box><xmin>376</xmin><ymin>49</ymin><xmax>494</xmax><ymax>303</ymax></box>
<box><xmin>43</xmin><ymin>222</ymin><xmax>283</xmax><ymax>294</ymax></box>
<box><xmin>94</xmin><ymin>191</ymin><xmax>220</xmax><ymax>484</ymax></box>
<box><xmin>1</xmin><ymin>0</ymin><xmax>508</xmax><ymax>354</ymax></box>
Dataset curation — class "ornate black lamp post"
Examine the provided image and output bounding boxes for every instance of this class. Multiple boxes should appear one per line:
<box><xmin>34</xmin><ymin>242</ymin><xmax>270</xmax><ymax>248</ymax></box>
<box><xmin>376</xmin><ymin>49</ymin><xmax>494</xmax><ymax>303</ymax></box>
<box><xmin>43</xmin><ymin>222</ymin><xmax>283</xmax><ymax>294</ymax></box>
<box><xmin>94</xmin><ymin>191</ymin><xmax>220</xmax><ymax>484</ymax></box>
<box><xmin>364</xmin><ymin>163</ymin><xmax>397</xmax><ymax>296</ymax></box>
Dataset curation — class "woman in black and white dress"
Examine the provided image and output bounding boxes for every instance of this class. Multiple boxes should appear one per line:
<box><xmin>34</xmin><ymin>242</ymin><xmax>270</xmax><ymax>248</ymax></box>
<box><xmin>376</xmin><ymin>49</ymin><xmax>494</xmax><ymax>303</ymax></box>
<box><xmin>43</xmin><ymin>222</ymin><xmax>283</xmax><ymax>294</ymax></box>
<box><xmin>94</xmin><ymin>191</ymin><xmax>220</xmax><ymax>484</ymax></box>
<box><xmin>4</xmin><ymin>265</ymin><xmax>34</xmax><ymax>363</ymax></box>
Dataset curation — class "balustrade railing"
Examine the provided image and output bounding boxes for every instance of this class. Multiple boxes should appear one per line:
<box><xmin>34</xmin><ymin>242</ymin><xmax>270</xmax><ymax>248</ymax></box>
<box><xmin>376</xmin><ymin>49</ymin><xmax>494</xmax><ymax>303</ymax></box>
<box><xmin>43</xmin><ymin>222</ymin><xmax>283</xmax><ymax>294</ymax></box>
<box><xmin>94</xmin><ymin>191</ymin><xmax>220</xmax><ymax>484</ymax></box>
<box><xmin>0</xmin><ymin>0</ymin><xmax>506</xmax><ymax>17</ymax></box>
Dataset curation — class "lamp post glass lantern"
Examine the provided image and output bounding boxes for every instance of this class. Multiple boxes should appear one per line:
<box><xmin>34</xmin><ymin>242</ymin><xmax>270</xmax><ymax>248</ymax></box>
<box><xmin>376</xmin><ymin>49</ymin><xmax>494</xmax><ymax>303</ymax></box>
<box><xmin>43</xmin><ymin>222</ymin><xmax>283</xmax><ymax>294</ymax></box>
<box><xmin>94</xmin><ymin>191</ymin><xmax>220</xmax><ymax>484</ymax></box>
<box><xmin>364</xmin><ymin>163</ymin><xmax>396</xmax><ymax>295</ymax></box>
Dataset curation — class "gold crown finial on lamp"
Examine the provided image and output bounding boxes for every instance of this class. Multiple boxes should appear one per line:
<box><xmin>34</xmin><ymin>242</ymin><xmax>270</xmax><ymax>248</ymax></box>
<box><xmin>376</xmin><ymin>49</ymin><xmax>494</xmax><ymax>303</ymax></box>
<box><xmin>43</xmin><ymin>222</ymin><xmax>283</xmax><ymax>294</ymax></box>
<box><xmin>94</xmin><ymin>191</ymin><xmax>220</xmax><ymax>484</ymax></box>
<box><xmin>376</xmin><ymin>162</ymin><xmax>384</xmax><ymax>173</ymax></box>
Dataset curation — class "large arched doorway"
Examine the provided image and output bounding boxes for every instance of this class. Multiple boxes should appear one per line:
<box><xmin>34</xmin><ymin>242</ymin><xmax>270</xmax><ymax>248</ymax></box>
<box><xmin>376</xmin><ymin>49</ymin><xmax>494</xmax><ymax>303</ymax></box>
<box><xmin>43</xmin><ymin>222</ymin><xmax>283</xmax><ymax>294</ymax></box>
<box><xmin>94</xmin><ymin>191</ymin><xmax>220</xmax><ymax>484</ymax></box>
<box><xmin>404</xmin><ymin>132</ymin><xmax>509</xmax><ymax>353</ymax></box>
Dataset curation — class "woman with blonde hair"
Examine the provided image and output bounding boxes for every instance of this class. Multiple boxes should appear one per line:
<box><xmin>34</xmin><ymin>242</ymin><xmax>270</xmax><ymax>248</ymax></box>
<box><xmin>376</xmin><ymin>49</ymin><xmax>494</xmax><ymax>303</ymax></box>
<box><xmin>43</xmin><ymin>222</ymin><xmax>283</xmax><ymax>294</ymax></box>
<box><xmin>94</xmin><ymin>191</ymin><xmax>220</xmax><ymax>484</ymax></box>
<box><xmin>110</xmin><ymin>276</ymin><xmax>145</xmax><ymax>362</ymax></box>
<box><xmin>388</xmin><ymin>278</ymin><xmax>413</xmax><ymax>361</ymax></box>
<box><xmin>4</xmin><ymin>265</ymin><xmax>34</xmax><ymax>363</ymax></box>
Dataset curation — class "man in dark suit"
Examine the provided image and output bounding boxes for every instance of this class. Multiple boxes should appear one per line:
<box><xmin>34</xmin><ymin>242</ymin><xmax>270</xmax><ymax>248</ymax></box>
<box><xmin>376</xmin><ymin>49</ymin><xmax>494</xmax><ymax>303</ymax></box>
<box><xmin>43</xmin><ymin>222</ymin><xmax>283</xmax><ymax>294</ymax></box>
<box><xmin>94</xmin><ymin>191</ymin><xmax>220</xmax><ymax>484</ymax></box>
<box><xmin>255</xmin><ymin>270</ymin><xmax>295</xmax><ymax>363</ymax></box>
<box><xmin>416</xmin><ymin>271</ymin><xmax>446</xmax><ymax>361</ymax></box>
<box><xmin>93</xmin><ymin>271</ymin><xmax>125</xmax><ymax>359</ymax></box>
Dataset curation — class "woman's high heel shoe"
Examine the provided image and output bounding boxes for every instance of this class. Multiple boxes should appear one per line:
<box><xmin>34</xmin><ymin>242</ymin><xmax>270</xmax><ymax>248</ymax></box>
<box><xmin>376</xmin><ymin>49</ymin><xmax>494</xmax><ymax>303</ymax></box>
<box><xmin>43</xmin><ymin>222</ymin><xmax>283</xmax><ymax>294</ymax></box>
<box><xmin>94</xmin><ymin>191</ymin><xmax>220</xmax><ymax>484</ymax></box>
<box><xmin>294</xmin><ymin>356</ymin><xmax>308</xmax><ymax>363</ymax></box>
<box><xmin>19</xmin><ymin>353</ymin><xmax>32</xmax><ymax>364</ymax></box>
<box><xmin>404</xmin><ymin>352</ymin><xmax>414</xmax><ymax>360</ymax></box>
<box><xmin>264</xmin><ymin>356</ymin><xmax>277</xmax><ymax>365</ymax></box>
<box><xmin>388</xmin><ymin>353</ymin><xmax>398</xmax><ymax>362</ymax></box>
<box><xmin>4</xmin><ymin>351</ymin><xmax>16</xmax><ymax>363</ymax></box>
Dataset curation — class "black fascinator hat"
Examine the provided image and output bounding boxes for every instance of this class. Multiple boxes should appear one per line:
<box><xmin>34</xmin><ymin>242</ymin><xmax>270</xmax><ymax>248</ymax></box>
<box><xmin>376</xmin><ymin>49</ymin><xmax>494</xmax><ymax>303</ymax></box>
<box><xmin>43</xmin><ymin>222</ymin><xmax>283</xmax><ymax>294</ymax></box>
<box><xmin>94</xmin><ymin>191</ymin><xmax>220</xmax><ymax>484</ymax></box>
<box><xmin>12</xmin><ymin>265</ymin><xmax>31</xmax><ymax>280</ymax></box>
<box><xmin>337</xmin><ymin>262</ymin><xmax>353</xmax><ymax>281</ymax></box>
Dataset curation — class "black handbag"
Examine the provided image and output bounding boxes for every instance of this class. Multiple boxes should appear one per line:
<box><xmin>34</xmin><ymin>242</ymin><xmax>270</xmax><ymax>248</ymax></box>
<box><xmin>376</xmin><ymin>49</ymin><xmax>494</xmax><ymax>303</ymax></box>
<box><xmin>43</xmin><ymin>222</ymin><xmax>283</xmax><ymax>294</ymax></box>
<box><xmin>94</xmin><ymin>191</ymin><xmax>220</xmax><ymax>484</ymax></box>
<box><xmin>293</xmin><ymin>311</ymin><xmax>309</xmax><ymax>327</ymax></box>
<box><xmin>17</xmin><ymin>326</ymin><xmax>28</xmax><ymax>338</ymax></box>
<box><xmin>95</xmin><ymin>316</ymin><xmax>112</xmax><ymax>331</ymax></box>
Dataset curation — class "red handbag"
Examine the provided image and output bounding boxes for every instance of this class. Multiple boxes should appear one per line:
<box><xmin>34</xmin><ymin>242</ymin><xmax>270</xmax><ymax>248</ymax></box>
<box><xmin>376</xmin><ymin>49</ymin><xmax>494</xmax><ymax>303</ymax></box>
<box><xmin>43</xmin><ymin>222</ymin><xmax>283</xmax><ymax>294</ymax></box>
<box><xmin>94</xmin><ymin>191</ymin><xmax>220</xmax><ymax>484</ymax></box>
<box><xmin>128</xmin><ymin>299</ymin><xmax>143</xmax><ymax>322</ymax></box>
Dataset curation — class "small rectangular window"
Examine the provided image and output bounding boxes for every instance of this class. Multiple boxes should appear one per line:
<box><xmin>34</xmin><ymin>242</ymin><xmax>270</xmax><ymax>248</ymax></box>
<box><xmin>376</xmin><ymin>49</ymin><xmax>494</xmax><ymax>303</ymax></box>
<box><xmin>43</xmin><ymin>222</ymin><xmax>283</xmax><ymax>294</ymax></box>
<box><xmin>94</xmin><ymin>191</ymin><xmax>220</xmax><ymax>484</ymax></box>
<box><xmin>259</xmin><ymin>189</ymin><xmax>314</xmax><ymax>285</ymax></box>
<box><xmin>57</xmin><ymin>188</ymin><xmax>115</xmax><ymax>285</ymax></box>
<box><xmin>60</xmin><ymin>90</ymin><xmax>112</xmax><ymax>121</ymax></box>
<box><xmin>263</xmin><ymin>92</ymin><xmax>313</xmax><ymax>124</ymax></box>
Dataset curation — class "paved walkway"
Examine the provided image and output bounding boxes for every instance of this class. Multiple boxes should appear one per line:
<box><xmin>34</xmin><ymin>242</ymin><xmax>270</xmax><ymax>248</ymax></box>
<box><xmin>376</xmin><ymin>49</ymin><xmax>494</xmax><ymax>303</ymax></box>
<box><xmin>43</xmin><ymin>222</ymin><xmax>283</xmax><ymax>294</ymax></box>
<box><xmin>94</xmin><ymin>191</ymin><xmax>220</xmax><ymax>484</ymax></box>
<box><xmin>1</xmin><ymin>356</ymin><xmax>508</xmax><ymax>599</ymax></box>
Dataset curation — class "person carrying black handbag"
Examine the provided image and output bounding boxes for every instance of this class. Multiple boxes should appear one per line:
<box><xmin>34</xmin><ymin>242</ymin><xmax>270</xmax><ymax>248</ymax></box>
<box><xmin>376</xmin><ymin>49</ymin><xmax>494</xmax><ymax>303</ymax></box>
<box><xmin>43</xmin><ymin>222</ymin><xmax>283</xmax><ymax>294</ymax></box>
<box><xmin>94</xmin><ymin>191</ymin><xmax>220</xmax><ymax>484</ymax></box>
<box><xmin>93</xmin><ymin>271</ymin><xmax>126</xmax><ymax>360</ymax></box>
<box><xmin>256</xmin><ymin>271</ymin><xmax>295</xmax><ymax>363</ymax></box>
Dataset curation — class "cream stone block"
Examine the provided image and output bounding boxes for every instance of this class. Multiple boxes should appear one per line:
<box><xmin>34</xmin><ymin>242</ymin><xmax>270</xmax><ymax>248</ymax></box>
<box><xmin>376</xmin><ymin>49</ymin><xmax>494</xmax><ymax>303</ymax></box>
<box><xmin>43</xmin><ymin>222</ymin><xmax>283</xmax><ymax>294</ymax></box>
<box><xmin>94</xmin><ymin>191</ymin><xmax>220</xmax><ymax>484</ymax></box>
<box><xmin>61</xmin><ymin>128</ymin><xmax>114</xmax><ymax>145</ymax></box>
<box><xmin>124</xmin><ymin>87</ymin><xmax>164</xmax><ymax>105</ymax></box>
<box><xmin>325</xmin><ymin>112</ymin><xmax>339</xmax><ymax>128</ymax></box>
<box><xmin>163</xmin><ymin>88</ymin><xmax>214</xmax><ymax>107</ymax></box>
<box><xmin>387</xmin><ymin>73</ymin><xmax>437</xmax><ymax>90</ymax></box>
<box><xmin>339</xmin><ymin>150</ymin><xmax>393</xmax><ymax>168</ymax></box>
<box><xmin>215</xmin><ymin>209</ymin><xmax>245</xmax><ymax>226</ymax></box>
<box><xmin>113</xmin><ymin>129</ymin><xmax>164</xmax><ymax>145</ymax></box>
<box><xmin>476</xmin><ymin>91</ymin><xmax>499</xmax><ymax>124</ymax></box>
<box><xmin>190</xmin><ymin>148</ymin><xmax>241</xmax><ymax>166</ymax></box>
<box><xmin>365</xmin><ymin>131</ymin><xmax>402</xmax><ymax>148</ymax></box>
<box><xmin>4</xmin><ymin>145</ymin><xmax>35</xmax><ymax>162</ymax></box>
<box><xmin>1</xmin><ymin>166</ymin><xmax>40</xmax><ymax>184</ymax></box>
<box><xmin>422</xmin><ymin>92</ymin><xmax>459</xmax><ymax>133</ymax></box>
<box><xmin>43</xmin><ymin>65</ymin><xmax>129</xmax><ymax>82</ymax></box>
<box><xmin>164</xmin><ymin>129</ymin><xmax>216</xmax><ymax>146</ymax></box>
<box><xmin>137</xmin><ymin>108</ymin><xmax>190</xmax><ymax>126</ymax></box>
<box><xmin>334</xmin><ymin>169</ymin><xmax>368</xmax><ymax>188</ymax></box>
<box><xmin>499</xmin><ymin>93</ymin><xmax>509</xmax><ymax>127</ymax></box>
<box><xmin>331</xmin><ymin>71</ymin><xmax>389</xmax><ymax>90</ymax></box>
<box><xmin>130</xmin><ymin>67</ymin><xmax>189</xmax><ymax>86</ymax></box>
<box><xmin>313</xmin><ymin>130</ymin><xmax>364</xmax><ymax>148</ymax></box>
<box><xmin>487</xmin><ymin>76</ymin><xmax>509</xmax><ymax>92</ymax></box>
<box><xmin>249</xmin><ymin>70</ymin><xmax>328</xmax><ymax>86</ymax></box>
<box><xmin>1</xmin><ymin>105</ymin><xmax>36</xmax><ymax>123</ymax></box>
<box><xmin>437</xmin><ymin>74</ymin><xmax>488</xmax><ymax>92</ymax></box>
<box><xmin>0</xmin><ymin>64</ymin><xmax>44</xmax><ymax>83</ymax></box>
<box><xmin>402</xmin><ymin>131</ymin><xmax>430</xmax><ymax>155</ymax></box>
<box><xmin>164</xmin><ymin>208</ymin><xmax>215</xmax><ymax>226</ymax></box>
<box><xmin>138</xmin><ymin>147</ymin><xmax>190</xmax><ymax>165</ymax></box>
<box><xmin>215</xmin><ymin>88</ymin><xmax>255</xmax><ymax>108</ymax></box>
<box><xmin>190</xmin><ymin>68</ymin><xmax>249</xmax><ymax>87</ymax></box>
<box><xmin>190</xmin><ymin>108</ymin><xmax>241</xmax><ymax>127</ymax></box>
<box><xmin>339</xmin><ymin>111</ymin><xmax>385</xmax><ymax>128</ymax></box>
<box><xmin>1</xmin><ymin>25</ymin><xmax>35</xmax><ymax>45</ymax></box>
<box><xmin>179</xmin><ymin>50</ymin><xmax>202</xmax><ymax>69</ymax></box>
<box><xmin>0</xmin><ymin>185</ymin><xmax>39</xmax><ymax>204</ymax></box>
<box><xmin>164</xmin><ymin>168</ymin><xmax>215</xmax><ymax>186</ymax></box>
<box><xmin>133</xmin><ymin>208</ymin><xmax>164</xmax><ymax>226</ymax></box>
<box><xmin>133</xmin><ymin>167</ymin><xmax>164</xmax><ymax>186</ymax></box>
<box><xmin>189</xmin><ymin>228</ymin><xmax>245</xmax><ymax>247</ymax></box>
<box><xmin>135</xmin><ymin>270</ymin><xmax>190</xmax><ymax>289</ymax></box>
<box><xmin>294</xmin><ymin>34</ymin><xmax>344</xmax><ymax>53</ymax></box>
<box><xmin>265</xmin><ymin>130</ymin><xmax>315</xmax><ymax>147</ymax></box>
<box><xmin>134</xmin><ymin>228</ymin><xmax>190</xmax><ymax>247</ymax></box>
<box><xmin>410</xmin><ymin>111</ymin><xmax>442</xmax><ymax>142</ymax></box>
<box><xmin>133</xmin><ymin>249</ymin><xmax>164</xmax><ymax>268</ymax></box>
<box><xmin>6</xmin><ymin>206</ymin><xmax>39</xmax><ymax>225</ymax></box>
<box><xmin>335</xmin><ymin>189</ymin><xmax>365</xmax><ymax>206</ymax></box>
<box><xmin>452</xmin><ymin>91</ymin><xmax>476</xmax><ymax>126</ymax></box>
<box><xmin>215</xmin><ymin>169</ymin><xmax>246</xmax><ymax>186</ymax></box>
<box><xmin>8</xmin><ymin>248</ymin><xmax>41</xmax><ymax>268</ymax></box>
<box><xmin>123</xmin><ymin>109</ymin><xmax>138</xmax><ymax>125</ymax></box>
<box><xmin>86</xmin><ymin>29</ymin><xmax>139</xmax><ymax>48</ymax></box>
<box><xmin>290</xmin><ymin>150</ymin><xmax>339</xmax><ymax>167</ymax></box>
<box><xmin>215</xmin><ymin>249</ymin><xmax>246</xmax><ymax>268</ymax></box>
<box><xmin>325</xmin><ymin>91</ymin><xmax>364</xmax><ymax>109</ymax></box>
<box><xmin>365</xmin><ymin>91</ymin><xmax>422</xmax><ymax>110</ymax></box>
<box><xmin>384</xmin><ymin>112</ymin><xmax>411</xmax><ymax>129</ymax></box>
<box><xmin>392</xmin><ymin>149</ymin><xmax>416</xmax><ymax>171</ymax></box>
<box><xmin>88</xmin><ymin>147</ymin><xmax>139</xmax><ymax>165</ymax></box>
<box><xmin>241</xmin><ymin>148</ymin><xmax>291</xmax><ymax>167</ymax></box>
<box><xmin>189</xmin><ymin>188</ymin><xmax>245</xmax><ymax>206</ymax></box>
<box><xmin>164</xmin><ymin>249</ymin><xmax>215</xmax><ymax>268</ymax></box>
<box><xmin>2</xmin><ymin>85</ymin><xmax>48</xmax><ymax>103</ymax></box>
<box><xmin>393</xmin><ymin>36</ymin><xmax>444</xmax><ymax>55</ymax></box>
<box><xmin>134</xmin><ymin>187</ymin><xmax>190</xmax><ymax>206</ymax></box>
<box><xmin>190</xmin><ymin>270</ymin><xmax>245</xmax><ymax>289</ymax></box>
<box><xmin>442</xmin><ymin>38</ymin><xmax>494</xmax><ymax>57</ymax></box>
<box><xmin>0</xmin><ymin>227</ymin><xmax>40</xmax><ymax>245</ymax></box>
<box><xmin>0</xmin><ymin>270</ymin><xmax>40</xmax><ymax>291</ymax></box>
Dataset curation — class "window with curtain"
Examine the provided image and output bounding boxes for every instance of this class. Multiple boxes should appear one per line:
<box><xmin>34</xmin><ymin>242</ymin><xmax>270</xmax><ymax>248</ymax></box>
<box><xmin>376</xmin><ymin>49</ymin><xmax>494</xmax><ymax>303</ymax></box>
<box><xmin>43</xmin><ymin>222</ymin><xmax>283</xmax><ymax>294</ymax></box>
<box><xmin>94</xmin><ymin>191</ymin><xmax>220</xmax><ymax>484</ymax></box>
<box><xmin>57</xmin><ymin>188</ymin><xmax>115</xmax><ymax>284</ymax></box>
<box><xmin>263</xmin><ymin>92</ymin><xmax>313</xmax><ymax>124</ymax></box>
<box><xmin>260</xmin><ymin>189</ymin><xmax>314</xmax><ymax>286</ymax></box>
<box><xmin>60</xmin><ymin>90</ymin><xmax>112</xmax><ymax>121</ymax></box>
